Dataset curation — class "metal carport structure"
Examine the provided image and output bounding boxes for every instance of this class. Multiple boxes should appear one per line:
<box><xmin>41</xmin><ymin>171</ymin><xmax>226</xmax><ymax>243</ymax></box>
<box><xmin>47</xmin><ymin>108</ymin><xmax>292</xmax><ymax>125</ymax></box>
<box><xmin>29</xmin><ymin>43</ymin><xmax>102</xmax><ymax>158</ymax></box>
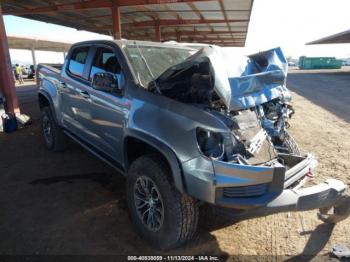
<box><xmin>0</xmin><ymin>0</ymin><xmax>254</xmax><ymax>114</ymax></box>
<box><xmin>8</xmin><ymin>35</ymin><xmax>71</xmax><ymax>67</ymax></box>
<box><xmin>306</xmin><ymin>29</ymin><xmax>350</xmax><ymax>45</ymax></box>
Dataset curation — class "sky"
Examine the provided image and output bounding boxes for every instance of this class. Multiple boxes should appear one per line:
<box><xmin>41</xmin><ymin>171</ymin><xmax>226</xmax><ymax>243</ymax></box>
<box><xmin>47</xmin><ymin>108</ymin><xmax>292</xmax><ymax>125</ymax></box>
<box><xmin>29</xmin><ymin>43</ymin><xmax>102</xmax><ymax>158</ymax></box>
<box><xmin>4</xmin><ymin>0</ymin><xmax>350</xmax><ymax>65</ymax></box>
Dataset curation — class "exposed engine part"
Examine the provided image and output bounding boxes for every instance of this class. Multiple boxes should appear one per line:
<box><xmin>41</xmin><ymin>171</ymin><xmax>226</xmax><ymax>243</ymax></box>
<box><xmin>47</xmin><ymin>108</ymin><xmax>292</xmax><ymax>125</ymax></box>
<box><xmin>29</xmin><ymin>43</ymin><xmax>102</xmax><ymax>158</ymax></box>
<box><xmin>154</xmin><ymin>59</ymin><xmax>223</xmax><ymax>108</ymax></box>
<box><xmin>231</xmin><ymin>110</ymin><xmax>262</xmax><ymax>143</ymax></box>
<box><xmin>258</xmin><ymin>99</ymin><xmax>300</xmax><ymax>155</ymax></box>
<box><xmin>205</xmin><ymin>109</ymin><xmax>277</xmax><ymax>165</ymax></box>
<box><xmin>247</xmin><ymin>129</ymin><xmax>267</xmax><ymax>155</ymax></box>
<box><xmin>188</xmin><ymin>73</ymin><xmax>214</xmax><ymax>105</ymax></box>
<box><xmin>259</xmin><ymin>100</ymin><xmax>289</xmax><ymax>138</ymax></box>
<box><xmin>230</xmin><ymin>110</ymin><xmax>277</xmax><ymax>165</ymax></box>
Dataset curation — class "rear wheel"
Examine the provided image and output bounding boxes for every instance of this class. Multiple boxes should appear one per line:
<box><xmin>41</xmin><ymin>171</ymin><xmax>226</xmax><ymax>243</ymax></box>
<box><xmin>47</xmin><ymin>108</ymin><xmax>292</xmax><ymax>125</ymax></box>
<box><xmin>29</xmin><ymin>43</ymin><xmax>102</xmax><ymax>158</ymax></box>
<box><xmin>127</xmin><ymin>154</ymin><xmax>198</xmax><ymax>250</ymax></box>
<box><xmin>40</xmin><ymin>106</ymin><xmax>66</xmax><ymax>152</ymax></box>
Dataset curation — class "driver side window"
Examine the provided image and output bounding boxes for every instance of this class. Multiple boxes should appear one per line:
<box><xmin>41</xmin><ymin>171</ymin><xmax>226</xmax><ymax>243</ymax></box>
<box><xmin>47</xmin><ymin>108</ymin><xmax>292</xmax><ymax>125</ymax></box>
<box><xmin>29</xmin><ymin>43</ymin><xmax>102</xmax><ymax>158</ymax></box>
<box><xmin>90</xmin><ymin>47</ymin><xmax>125</xmax><ymax>88</ymax></box>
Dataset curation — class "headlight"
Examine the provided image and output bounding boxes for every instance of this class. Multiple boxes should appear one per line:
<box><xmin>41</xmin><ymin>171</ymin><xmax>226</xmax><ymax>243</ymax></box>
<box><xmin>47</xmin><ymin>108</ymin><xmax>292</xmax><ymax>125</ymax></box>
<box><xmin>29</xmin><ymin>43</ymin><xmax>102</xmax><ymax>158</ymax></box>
<box><xmin>196</xmin><ymin>127</ymin><xmax>224</xmax><ymax>159</ymax></box>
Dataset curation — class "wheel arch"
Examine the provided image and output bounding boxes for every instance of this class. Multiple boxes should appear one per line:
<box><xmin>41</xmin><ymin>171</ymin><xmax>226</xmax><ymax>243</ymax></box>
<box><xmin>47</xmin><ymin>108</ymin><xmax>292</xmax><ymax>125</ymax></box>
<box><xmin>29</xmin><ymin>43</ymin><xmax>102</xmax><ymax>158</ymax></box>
<box><xmin>38</xmin><ymin>91</ymin><xmax>59</xmax><ymax>124</ymax></box>
<box><xmin>123</xmin><ymin>130</ymin><xmax>185</xmax><ymax>193</ymax></box>
<box><xmin>38</xmin><ymin>92</ymin><xmax>50</xmax><ymax>108</ymax></box>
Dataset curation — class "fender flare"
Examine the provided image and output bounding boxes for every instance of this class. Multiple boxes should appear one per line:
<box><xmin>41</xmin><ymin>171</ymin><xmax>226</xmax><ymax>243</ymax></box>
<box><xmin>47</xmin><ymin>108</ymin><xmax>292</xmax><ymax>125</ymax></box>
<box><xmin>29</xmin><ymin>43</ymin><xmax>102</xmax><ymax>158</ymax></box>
<box><xmin>123</xmin><ymin>129</ymin><xmax>186</xmax><ymax>193</ymax></box>
<box><xmin>38</xmin><ymin>90</ymin><xmax>59</xmax><ymax>124</ymax></box>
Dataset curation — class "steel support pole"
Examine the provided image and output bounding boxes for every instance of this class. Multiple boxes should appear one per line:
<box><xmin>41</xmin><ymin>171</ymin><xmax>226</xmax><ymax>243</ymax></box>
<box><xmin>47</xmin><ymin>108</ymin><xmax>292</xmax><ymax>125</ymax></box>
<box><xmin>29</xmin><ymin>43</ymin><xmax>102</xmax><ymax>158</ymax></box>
<box><xmin>176</xmin><ymin>32</ymin><xmax>181</xmax><ymax>42</ymax></box>
<box><xmin>31</xmin><ymin>47</ymin><xmax>37</xmax><ymax>67</ymax></box>
<box><xmin>0</xmin><ymin>5</ymin><xmax>19</xmax><ymax>114</ymax></box>
<box><xmin>155</xmin><ymin>25</ymin><xmax>161</xmax><ymax>42</ymax></box>
<box><xmin>111</xmin><ymin>6</ymin><xmax>121</xmax><ymax>40</ymax></box>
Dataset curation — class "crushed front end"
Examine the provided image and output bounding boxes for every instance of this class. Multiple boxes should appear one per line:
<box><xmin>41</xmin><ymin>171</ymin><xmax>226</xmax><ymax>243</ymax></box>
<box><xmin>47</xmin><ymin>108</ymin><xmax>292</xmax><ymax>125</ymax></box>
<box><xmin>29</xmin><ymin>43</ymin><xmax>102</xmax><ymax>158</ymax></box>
<box><xmin>181</xmin><ymin>108</ymin><xmax>347</xmax><ymax>214</ymax></box>
<box><xmin>152</xmin><ymin>44</ymin><xmax>348</xmax><ymax>219</ymax></box>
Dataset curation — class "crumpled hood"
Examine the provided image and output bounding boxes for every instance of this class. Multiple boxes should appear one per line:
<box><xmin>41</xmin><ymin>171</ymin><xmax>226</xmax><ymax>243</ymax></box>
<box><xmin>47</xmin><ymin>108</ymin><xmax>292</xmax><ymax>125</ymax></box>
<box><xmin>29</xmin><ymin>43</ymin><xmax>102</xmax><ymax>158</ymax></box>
<box><xmin>208</xmin><ymin>46</ymin><xmax>290</xmax><ymax>110</ymax></box>
<box><xmin>156</xmin><ymin>45</ymin><xmax>291</xmax><ymax>111</ymax></box>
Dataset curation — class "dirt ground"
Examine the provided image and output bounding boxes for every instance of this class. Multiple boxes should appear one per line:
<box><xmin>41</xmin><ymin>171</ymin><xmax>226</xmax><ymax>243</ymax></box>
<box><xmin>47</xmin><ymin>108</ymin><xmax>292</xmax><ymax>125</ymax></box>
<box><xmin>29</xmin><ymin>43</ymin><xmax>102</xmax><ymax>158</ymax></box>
<box><xmin>0</xmin><ymin>70</ymin><xmax>349</xmax><ymax>260</ymax></box>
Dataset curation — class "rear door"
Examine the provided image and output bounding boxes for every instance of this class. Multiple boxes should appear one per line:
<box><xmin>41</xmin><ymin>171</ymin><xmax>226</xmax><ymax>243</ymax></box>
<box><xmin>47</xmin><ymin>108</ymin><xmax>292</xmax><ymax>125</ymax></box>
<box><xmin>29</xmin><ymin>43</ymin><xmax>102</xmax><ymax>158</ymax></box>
<box><xmin>60</xmin><ymin>45</ymin><xmax>93</xmax><ymax>137</ymax></box>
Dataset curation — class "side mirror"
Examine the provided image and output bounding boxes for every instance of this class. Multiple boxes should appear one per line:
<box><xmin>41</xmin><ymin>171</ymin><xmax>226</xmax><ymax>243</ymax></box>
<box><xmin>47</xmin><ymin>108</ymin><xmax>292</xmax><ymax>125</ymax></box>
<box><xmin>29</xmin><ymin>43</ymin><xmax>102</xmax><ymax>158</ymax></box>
<box><xmin>92</xmin><ymin>72</ymin><xmax>120</xmax><ymax>93</ymax></box>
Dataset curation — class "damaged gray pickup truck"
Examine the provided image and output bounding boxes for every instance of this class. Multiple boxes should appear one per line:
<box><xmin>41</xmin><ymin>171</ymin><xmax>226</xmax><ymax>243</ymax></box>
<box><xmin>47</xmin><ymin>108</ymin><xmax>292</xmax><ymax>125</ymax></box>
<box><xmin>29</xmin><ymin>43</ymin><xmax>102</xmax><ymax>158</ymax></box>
<box><xmin>37</xmin><ymin>40</ymin><xmax>349</xmax><ymax>250</ymax></box>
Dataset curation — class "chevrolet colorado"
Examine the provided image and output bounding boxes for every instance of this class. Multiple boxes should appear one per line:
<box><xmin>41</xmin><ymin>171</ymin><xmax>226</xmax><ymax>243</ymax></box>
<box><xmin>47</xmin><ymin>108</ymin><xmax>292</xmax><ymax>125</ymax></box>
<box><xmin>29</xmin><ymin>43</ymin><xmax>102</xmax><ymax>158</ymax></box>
<box><xmin>37</xmin><ymin>40</ymin><xmax>349</xmax><ymax>250</ymax></box>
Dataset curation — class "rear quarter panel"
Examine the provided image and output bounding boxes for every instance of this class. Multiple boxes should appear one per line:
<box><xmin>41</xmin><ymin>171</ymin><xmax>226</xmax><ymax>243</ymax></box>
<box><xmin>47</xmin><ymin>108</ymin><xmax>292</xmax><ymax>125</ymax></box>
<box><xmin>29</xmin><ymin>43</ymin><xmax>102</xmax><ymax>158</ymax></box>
<box><xmin>37</xmin><ymin>64</ymin><xmax>63</xmax><ymax>124</ymax></box>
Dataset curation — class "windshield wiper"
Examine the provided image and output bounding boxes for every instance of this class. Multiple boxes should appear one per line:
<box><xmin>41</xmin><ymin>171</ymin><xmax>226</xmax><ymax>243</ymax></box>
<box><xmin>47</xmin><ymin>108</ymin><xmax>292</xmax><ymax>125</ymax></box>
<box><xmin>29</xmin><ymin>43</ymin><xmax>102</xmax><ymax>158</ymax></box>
<box><xmin>134</xmin><ymin>41</ymin><xmax>161</xmax><ymax>94</ymax></box>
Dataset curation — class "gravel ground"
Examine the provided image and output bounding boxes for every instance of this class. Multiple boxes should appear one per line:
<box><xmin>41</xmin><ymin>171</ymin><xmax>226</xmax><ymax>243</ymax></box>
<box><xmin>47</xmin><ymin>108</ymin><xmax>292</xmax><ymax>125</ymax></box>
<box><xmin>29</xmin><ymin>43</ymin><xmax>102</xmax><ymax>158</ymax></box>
<box><xmin>0</xmin><ymin>70</ymin><xmax>349</xmax><ymax>260</ymax></box>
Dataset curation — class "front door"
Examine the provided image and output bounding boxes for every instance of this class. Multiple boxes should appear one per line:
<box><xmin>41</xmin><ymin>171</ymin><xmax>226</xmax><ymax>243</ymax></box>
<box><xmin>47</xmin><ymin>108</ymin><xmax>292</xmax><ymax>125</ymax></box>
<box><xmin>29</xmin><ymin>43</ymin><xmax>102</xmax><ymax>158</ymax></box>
<box><xmin>75</xmin><ymin>46</ymin><xmax>128</xmax><ymax>164</ymax></box>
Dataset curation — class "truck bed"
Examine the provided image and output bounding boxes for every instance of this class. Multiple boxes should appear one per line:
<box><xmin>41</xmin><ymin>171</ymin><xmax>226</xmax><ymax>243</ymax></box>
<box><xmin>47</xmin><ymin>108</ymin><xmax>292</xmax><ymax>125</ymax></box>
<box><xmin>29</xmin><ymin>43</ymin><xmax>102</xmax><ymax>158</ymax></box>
<box><xmin>36</xmin><ymin>63</ymin><xmax>63</xmax><ymax>84</ymax></box>
<box><xmin>37</xmin><ymin>63</ymin><xmax>63</xmax><ymax>74</ymax></box>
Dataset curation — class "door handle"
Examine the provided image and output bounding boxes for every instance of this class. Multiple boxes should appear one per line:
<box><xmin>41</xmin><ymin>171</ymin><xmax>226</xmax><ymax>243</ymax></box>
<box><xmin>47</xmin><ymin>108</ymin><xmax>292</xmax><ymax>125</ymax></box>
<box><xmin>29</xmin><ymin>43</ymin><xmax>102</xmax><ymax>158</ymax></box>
<box><xmin>60</xmin><ymin>82</ymin><xmax>67</xmax><ymax>88</ymax></box>
<box><xmin>80</xmin><ymin>90</ymin><xmax>90</xmax><ymax>99</ymax></box>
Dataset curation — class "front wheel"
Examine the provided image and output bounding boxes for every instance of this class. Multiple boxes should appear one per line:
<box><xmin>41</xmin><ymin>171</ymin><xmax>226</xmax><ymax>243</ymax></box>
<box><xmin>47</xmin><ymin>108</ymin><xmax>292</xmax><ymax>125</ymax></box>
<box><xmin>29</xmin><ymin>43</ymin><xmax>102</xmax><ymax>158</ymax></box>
<box><xmin>127</xmin><ymin>154</ymin><xmax>199</xmax><ymax>250</ymax></box>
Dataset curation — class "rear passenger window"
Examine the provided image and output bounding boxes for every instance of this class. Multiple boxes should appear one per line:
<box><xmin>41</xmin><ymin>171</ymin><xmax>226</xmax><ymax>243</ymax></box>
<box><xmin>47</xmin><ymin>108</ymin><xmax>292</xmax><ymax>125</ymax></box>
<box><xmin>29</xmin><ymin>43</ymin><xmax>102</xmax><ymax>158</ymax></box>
<box><xmin>68</xmin><ymin>47</ymin><xmax>89</xmax><ymax>77</ymax></box>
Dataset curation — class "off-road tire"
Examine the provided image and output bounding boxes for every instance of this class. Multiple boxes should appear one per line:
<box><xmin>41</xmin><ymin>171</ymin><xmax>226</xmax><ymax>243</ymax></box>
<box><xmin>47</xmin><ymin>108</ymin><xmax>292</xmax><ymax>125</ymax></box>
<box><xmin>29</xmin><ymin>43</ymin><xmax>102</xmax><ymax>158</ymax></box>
<box><xmin>127</xmin><ymin>154</ymin><xmax>199</xmax><ymax>250</ymax></box>
<box><xmin>40</xmin><ymin>106</ymin><xmax>66</xmax><ymax>152</ymax></box>
<box><xmin>274</xmin><ymin>132</ymin><xmax>300</xmax><ymax>155</ymax></box>
<box><xmin>283</xmin><ymin>132</ymin><xmax>300</xmax><ymax>155</ymax></box>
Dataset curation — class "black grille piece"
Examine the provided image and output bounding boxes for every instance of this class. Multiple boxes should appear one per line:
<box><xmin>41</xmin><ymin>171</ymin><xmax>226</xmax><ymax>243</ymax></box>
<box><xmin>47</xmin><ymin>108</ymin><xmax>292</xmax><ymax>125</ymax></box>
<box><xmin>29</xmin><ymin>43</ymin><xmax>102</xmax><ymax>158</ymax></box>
<box><xmin>222</xmin><ymin>183</ymin><xmax>268</xmax><ymax>198</ymax></box>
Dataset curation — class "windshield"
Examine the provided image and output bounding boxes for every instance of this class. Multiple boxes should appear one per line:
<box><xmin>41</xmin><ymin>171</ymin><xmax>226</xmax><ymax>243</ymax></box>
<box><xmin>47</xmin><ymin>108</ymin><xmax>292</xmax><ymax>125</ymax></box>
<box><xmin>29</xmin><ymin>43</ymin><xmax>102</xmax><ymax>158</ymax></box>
<box><xmin>123</xmin><ymin>45</ymin><xmax>196</xmax><ymax>87</ymax></box>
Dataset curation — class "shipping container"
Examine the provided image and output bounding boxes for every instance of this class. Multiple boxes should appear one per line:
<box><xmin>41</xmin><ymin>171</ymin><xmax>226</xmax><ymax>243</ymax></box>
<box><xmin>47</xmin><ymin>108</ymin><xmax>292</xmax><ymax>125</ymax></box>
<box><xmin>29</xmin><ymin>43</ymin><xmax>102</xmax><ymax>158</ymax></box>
<box><xmin>299</xmin><ymin>56</ymin><xmax>342</xmax><ymax>69</ymax></box>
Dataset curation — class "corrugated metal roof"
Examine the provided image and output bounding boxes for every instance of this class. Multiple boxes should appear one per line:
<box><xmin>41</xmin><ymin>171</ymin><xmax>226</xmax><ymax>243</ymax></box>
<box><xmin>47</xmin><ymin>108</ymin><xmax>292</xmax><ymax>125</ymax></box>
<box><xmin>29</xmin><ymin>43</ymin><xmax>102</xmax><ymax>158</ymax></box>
<box><xmin>1</xmin><ymin>0</ymin><xmax>254</xmax><ymax>47</ymax></box>
<box><xmin>8</xmin><ymin>35</ymin><xmax>71</xmax><ymax>52</ymax></box>
<box><xmin>306</xmin><ymin>29</ymin><xmax>350</xmax><ymax>45</ymax></box>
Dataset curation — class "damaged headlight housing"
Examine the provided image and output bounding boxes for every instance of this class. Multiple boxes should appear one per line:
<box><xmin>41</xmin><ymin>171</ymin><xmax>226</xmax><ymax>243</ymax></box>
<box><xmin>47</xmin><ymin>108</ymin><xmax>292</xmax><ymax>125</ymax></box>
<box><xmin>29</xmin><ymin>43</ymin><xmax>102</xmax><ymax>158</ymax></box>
<box><xmin>196</xmin><ymin>127</ymin><xmax>224</xmax><ymax>159</ymax></box>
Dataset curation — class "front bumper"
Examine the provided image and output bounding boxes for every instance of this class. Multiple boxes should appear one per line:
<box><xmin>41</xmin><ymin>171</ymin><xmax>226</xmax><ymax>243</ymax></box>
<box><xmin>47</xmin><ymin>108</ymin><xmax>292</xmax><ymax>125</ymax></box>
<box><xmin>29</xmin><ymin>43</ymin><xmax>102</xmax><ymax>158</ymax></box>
<box><xmin>182</xmin><ymin>154</ymin><xmax>347</xmax><ymax>214</ymax></box>
<box><xmin>260</xmin><ymin>178</ymin><xmax>346</xmax><ymax>212</ymax></box>
<box><xmin>214</xmin><ymin>179</ymin><xmax>348</xmax><ymax>221</ymax></box>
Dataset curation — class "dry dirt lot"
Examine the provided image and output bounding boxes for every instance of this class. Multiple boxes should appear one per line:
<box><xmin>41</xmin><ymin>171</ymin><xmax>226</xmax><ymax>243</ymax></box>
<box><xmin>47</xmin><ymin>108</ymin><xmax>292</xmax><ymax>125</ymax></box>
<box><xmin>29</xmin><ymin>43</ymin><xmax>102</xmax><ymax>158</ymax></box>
<box><xmin>0</xmin><ymin>70</ymin><xmax>349</xmax><ymax>260</ymax></box>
